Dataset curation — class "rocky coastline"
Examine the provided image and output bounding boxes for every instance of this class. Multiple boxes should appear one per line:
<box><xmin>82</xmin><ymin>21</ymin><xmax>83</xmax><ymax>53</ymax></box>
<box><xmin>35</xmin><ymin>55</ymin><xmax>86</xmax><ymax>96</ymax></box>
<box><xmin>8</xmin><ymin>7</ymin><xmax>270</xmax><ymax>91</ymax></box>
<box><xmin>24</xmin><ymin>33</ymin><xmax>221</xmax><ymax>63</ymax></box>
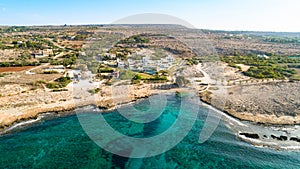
<box><xmin>1</xmin><ymin>79</ymin><xmax>300</xmax><ymax>151</ymax></box>
<box><xmin>199</xmin><ymin>81</ymin><xmax>300</xmax><ymax>125</ymax></box>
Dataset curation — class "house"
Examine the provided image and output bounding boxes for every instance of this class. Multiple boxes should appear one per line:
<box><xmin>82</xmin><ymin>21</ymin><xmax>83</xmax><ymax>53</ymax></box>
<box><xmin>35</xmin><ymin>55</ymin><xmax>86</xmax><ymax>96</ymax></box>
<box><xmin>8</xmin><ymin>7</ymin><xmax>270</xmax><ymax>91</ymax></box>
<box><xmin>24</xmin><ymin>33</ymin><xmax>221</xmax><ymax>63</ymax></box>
<box><xmin>67</xmin><ymin>69</ymin><xmax>81</xmax><ymax>79</ymax></box>
<box><xmin>142</xmin><ymin>55</ymin><xmax>151</xmax><ymax>63</ymax></box>
<box><xmin>127</xmin><ymin>54</ymin><xmax>175</xmax><ymax>74</ymax></box>
<box><xmin>106</xmin><ymin>61</ymin><xmax>118</xmax><ymax>67</ymax></box>
<box><xmin>32</xmin><ymin>52</ymin><xmax>44</xmax><ymax>58</ymax></box>
<box><xmin>165</xmin><ymin>55</ymin><xmax>174</xmax><ymax>62</ymax></box>
<box><xmin>43</xmin><ymin>49</ymin><xmax>53</xmax><ymax>56</ymax></box>
<box><xmin>32</xmin><ymin>49</ymin><xmax>53</xmax><ymax>58</ymax></box>
<box><xmin>99</xmin><ymin>71</ymin><xmax>120</xmax><ymax>79</ymax></box>
<box><xmin>117</xmin><ymin>61</ymin><xmax>126</xmax><ymax>69</ymax></box>
<box><xmin>70</xmin><ymin>36</ymin><xmax>76</xmax><ymax>40</ymax></box>
<box><xmin>258</xmin><ymin>54</ymin><xmax>270</xmax><ymax>59</ymax></box>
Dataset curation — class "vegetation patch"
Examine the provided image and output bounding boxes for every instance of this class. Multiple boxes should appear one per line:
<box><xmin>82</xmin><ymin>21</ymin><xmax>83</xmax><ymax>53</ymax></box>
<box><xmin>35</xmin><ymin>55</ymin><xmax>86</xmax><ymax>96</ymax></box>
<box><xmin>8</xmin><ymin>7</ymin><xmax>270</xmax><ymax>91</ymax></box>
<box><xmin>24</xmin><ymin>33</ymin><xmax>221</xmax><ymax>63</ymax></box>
<box><xmin>134</xmin><ymin>73</ymin><xmax>167</xmax><ymax>83</ymax></box>
<box><xmin>0</xmin><ymin>61</ymin><xmax>40</xmax><ymax>67</ymax></box>
<box><xmin>185</xmin><ymin>57</ymin><xmax>200</xmax><ymax>65</ymax></box>
<box><xmin>43</xmin><ymin>70</ymin><xmax>59</xmax><ymax>74</ymax></box>
<box><xmin>88</xmin><ymin>88</ymin><xmax>101</xmax><ymax>94</ymax></box>
<box><xmin>98</xmin><ymin>67</ymin><xmax>114</xmax><ymax>73</ymax></box>
<box><xmin>118</xmin><ymin>35</ymin><xmax>150</xmax><ymax>44</ymax></box>
<box><xmin>46</xmin><ymin>76</ymin><xmax>71</xmax><ymax>89</ymax></box>
<box><xmin>222</xmin><ymin>55</ymin><xmax>299</xmax><ymax>79</ymax></box>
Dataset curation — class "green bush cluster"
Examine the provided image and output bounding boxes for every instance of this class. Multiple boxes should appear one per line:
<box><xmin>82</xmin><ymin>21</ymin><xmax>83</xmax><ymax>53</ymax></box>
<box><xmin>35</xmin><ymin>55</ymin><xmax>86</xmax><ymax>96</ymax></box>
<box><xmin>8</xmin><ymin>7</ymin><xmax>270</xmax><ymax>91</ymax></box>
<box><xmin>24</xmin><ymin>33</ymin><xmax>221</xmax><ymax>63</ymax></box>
<box><xmin>43</xmin><ymin>70</ymin><xmax>59</xmax><ymax>74</ymax></box>
<box><xmin>46</xmin><ymin>76</ymin><xmax>71</xmax><ymax>89</ymax></box>
<box><xmin>0</xmin><ymin>61</ymin><xmax>40</xmax><ymax>67</ymax></box>
<box><xmin>119</xmin><ymin>70</ymin><xmax>135</xmax><ymax>80</ymax></box>
<box><xmin>222</xmin><ymin>55</ymin><xmax>300</xmax><ymax>67</ymax></box>
<box><xmin>243</xmin><ymin>66</ymin><xmax>284</xmax><ymax>79</ymax></box>
<box><xmin>185</xmin><ymin>57</ymin><xmax>199</xmax><ymax>65</ymax></box>
<box><xmin>228</xmin><ymin>63</ymin><xmax>242</xmax><ymax>70</ymax></box>
<box><xmin>222</xmin><ymin>55</ymin><xmax>299</xmax><ymax>79</ymax></box>
<box><xmin>88</xmin><ymin>88</ymin><xmax>101</xmax><ymax>94</ymax></box>
<box><xmin>264</xmin><ymin>37</ymin><xmax>300</xmax><ymax>45</ymax></box>
<box><xmin>118</xmin><ymin>35</ymin><xmax>150</xmax><ymax>44</ymax></box>
<box><xmin>50</xmin><ymin>53</ymin><xmax>77</xmax><ymax>67</ymax></box>
<box><xmin>98</xmin><ymin>67</ymin><xmax>114</xmax><ymax>73</ymax></box>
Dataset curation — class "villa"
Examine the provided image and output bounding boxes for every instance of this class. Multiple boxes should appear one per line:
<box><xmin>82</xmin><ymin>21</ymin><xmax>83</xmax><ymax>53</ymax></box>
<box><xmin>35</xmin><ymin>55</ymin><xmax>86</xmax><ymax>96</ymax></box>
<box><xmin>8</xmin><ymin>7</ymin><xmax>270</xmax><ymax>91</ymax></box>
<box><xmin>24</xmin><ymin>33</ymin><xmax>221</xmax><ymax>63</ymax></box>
<box><xmin>118</xmin><ymin>55</ymin><xmax>175</xmax><ymax>74</ymax></box>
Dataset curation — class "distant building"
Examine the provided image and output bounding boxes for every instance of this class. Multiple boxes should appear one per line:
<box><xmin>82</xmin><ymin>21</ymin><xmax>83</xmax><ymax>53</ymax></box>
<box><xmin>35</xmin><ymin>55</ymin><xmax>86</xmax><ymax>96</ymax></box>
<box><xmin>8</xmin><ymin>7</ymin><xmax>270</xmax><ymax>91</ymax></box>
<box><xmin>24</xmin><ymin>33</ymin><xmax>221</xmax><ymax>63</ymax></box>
<box><xmin>43</xmin><ymin>49</ymin><xmax>53</xmax><ymax>56</ymax></box>
<box><xmin>258</xmin><ymin>54</ymin><xmax>270</xmax><ymax>59</ymax></box>
<box><xmin>117</xmin><ymin>61</ymin><xmax>126</xmax><ymax>69</ymax></box>
<box><xmin>70</xmin><ymin>36</ymin><xmax>76</xmax><ymax>40</ymax></box>
<box><xmin>67</xmin><ymin>69</ymin><xmax>81</xmax><ymax>79</ymax></box>
<box><xmin>32</xmin><ymin>49</ymin><xmax>53</xmax><ymax>58</ymax></box>
<box><xmin>32</xmin><ymin>52</ymin><xmax>44</xmax><ymax>58</ymax></box>
<box><xmin>128</xmin><ymin>55</ymin><xmax>175</xmax><ymax>74</ymax></box>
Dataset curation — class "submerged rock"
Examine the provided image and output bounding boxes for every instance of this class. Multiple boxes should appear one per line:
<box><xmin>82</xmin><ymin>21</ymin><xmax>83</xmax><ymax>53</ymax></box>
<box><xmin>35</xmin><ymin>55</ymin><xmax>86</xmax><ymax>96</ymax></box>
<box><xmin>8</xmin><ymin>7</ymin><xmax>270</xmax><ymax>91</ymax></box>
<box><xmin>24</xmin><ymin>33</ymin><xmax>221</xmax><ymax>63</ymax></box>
<box><xmin>290</xmin><ymin>137</ymin><xmax>300</xmax><ymax>143</ymax></box>
<box><xmin>239</xmin><ymin>133</ymin><xmax>260</xmax><ymax>139</ymax></box>
<box><xmin>280</xmin><ymin>136</ymin><xmax>288</xmax><ymax>141</ymax></box>
<box><xmin>271</xmin><ymin>135</ymin><xmax>288</xmax><ymax>141</ymax></box>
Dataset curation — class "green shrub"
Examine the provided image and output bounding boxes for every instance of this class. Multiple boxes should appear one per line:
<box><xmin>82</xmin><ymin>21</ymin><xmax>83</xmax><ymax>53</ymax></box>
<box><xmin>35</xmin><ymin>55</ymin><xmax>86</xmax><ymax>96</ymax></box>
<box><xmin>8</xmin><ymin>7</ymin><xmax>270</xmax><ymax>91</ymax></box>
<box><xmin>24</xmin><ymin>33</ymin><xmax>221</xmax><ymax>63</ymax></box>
<box><xmin>120</xmin><ymin>70</ymin><xmax>135</xmax><ymax>80</ymax></box>
<box><xmin>43</xmin><ymin>70</ymin><xmax>59</xmax><ymax>74</ymax></box>
<box><xmin>98</xmin><ymin>67</ymin><xmax>114</xmax><ymax>73</ymax></box>
<box><xmin>228</xmin><ymin>63</ymin><xmax>242</xmax><ymax>70</ymax></box>
<box><xmin>46</xmin><ymin>82</ymin><xmax>58</xmax><ymax>89</ymax></box>
<box><xmin>89</xmin><ymin>88</ymin><xmax>101</xmax><ymax>94</ymax></box>
<box><xmin>46</xmin><ymin>76</ymin><xmax>71</xmax><ymax>89</ymax></box>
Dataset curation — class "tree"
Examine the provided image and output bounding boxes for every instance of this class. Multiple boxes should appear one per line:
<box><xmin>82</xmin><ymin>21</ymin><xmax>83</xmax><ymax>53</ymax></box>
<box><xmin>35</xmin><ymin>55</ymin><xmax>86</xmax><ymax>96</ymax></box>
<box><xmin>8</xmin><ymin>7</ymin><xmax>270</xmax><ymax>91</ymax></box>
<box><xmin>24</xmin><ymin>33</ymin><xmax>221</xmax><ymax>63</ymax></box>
<box><xmin>233</xmin><ymin>50</ymin><xmax>239</xmax><ymax>56</ymax></box>
<box><xmin>133</xmin><ymin>74</ymin><xmax>142</xmax><ymax>80</ymax></box>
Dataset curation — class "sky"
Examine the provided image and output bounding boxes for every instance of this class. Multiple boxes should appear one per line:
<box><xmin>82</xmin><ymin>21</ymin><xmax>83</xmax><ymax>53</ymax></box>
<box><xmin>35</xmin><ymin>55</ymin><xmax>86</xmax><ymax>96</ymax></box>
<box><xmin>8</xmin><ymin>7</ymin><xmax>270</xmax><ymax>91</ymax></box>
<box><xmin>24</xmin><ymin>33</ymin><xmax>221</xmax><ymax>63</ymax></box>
<box><xmin>0</xmin><ymin>0</ymin><xmax>300</xmax><ymax>32</ymax></box>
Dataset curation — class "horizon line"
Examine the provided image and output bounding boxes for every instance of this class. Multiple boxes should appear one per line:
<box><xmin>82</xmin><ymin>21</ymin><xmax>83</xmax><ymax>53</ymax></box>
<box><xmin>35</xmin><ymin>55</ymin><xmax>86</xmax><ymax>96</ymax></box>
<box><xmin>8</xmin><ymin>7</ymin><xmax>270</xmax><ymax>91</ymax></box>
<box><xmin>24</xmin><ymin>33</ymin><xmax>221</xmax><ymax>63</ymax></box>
<box><xmin>0</xmin><ymin>23</ymin><xmax>300</xmax><ymax>33</ymax></box>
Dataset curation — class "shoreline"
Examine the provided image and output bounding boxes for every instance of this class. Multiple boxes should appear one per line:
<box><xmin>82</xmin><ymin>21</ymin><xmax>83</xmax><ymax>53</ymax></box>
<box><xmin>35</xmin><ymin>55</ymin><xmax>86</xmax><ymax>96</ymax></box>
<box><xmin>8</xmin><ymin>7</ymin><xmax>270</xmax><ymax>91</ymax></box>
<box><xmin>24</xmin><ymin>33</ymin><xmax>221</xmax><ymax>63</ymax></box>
<box><xmin>0</xmin><ymin>87</ymin><xmax>175</xmax><ymax>136</ymax></box>
<box><xmin>1</xmin><ymin>90</ymin><xmax>300</xmax><ymax>151</ymax></box>
<box><xmin>199</xmin><ymin>89</ymin><xmax>300</xmax><ymax>125</ymax></box>
<box><xmin>199</xmin><ymin>100</ymin><xmax>300</xmax><ymax>151</ymax></box>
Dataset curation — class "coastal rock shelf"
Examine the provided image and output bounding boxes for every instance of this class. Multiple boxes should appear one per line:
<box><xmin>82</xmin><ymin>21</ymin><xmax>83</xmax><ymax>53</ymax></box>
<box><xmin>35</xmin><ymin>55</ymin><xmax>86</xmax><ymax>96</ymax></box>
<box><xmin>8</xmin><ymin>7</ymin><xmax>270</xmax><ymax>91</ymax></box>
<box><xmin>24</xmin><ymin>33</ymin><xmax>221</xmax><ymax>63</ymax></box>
<box><xmin>239</xmin><ymin>133</ymin><xmax>300</xmax><ymax>143</ymax></box>
<box><xmin>200</xmin><ymin>81</ymin><xmax>300</xmax><ymax>125</ymax></box>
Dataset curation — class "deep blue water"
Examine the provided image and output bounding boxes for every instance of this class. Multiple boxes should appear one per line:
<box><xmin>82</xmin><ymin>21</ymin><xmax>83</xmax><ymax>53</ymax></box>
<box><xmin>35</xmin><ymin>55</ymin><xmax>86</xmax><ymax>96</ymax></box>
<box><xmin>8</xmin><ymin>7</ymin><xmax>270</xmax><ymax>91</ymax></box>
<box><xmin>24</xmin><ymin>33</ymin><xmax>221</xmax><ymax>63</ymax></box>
<box><xmin>0</xmin><ymin>94</ymin><xmax>300</xmax><ymax>169</ymax></box>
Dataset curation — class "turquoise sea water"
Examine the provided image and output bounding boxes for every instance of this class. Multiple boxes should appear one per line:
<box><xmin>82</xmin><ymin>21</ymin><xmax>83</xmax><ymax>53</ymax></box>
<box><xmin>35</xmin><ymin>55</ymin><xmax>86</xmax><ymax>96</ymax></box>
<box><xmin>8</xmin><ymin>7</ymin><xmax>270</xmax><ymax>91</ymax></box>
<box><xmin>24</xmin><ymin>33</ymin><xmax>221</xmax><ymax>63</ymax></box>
<box><xmin>0</xmin><ymin>94</ymin><xmax>300</xmax><ymax>169</ymax></box>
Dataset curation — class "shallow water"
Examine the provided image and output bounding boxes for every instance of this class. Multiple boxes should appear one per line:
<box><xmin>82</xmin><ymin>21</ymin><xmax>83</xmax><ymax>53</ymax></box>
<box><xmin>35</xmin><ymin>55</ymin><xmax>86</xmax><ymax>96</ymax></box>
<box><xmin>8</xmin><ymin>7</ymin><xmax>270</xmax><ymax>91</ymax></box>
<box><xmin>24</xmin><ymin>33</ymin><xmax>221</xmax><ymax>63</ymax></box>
<box><xmin>0</xmin><ymin>94</ymin><xmax>300</xmax><ymax>169</ymax></box>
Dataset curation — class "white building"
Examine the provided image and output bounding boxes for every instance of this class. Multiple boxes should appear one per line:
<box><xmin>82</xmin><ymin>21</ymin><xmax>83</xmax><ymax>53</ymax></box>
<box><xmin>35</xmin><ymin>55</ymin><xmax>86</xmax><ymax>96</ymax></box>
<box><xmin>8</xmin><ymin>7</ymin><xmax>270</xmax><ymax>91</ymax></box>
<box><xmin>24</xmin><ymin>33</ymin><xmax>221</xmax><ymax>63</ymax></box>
<box><xmin>118</xmin><ymin>61</ymin><xmax>126</xmax><ymax>69</ymax></box>
<box><xmin>258</xmin><ymin>54</ymin><xmax>270</xmax><ymax>59</ymax></box>
<box><xmin>128</xmin><ymin>55</ymin><xmax>175</xmax><ymax>74</ymax></box>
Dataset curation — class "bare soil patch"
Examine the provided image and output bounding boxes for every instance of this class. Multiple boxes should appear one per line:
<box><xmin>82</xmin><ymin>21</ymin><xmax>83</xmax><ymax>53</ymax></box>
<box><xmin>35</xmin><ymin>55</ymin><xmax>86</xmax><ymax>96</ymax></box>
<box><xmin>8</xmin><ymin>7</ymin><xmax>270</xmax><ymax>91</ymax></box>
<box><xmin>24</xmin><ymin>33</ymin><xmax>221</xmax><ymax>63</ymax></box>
<box><xmin>0</xmin><ymin>66</ymin><xmax>36</xmax><ymax>73</ymax></box>
<box><xmin>236</xmin><ymin>64</ymin><xmax>250</xmax><ymax>71</ymax></box>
